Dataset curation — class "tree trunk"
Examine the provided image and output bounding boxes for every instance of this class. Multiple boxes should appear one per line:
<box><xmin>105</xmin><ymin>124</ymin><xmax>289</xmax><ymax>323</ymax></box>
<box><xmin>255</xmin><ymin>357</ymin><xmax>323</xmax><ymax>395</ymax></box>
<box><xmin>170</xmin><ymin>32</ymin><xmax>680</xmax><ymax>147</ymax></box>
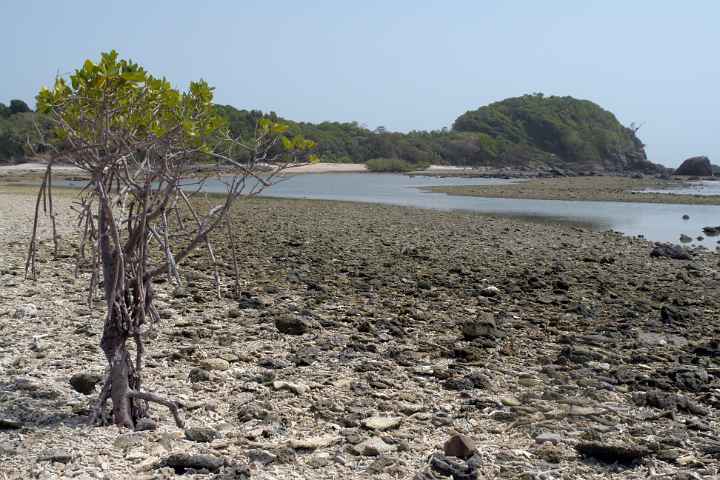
<box><xmin>98</xmin><ymin>204</ymin><xmax>144</xmax><ymax>428</ymax></box>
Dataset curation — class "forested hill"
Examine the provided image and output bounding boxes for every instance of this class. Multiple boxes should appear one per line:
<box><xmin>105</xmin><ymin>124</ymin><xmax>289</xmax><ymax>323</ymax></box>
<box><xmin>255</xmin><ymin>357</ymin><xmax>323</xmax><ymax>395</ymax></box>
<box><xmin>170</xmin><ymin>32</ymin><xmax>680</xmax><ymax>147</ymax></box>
<box><xmin>2</xmin><ymin>95</ymin><xmax>661</xmax><ymax>173</ymax></box>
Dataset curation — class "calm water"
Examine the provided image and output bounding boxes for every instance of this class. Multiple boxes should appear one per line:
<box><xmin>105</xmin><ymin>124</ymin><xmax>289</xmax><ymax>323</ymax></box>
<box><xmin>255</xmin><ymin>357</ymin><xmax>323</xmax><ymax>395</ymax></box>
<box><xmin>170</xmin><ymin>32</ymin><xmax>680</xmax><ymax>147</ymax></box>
<box><xmin>242</xmin><ymin>174</ymin><xmax>720</xmax><ymax>248</ymax></box>
<box><xmin>63</xmin><ymin>173</ymin><xmax>720</xmax><ymax>248</ymax></box>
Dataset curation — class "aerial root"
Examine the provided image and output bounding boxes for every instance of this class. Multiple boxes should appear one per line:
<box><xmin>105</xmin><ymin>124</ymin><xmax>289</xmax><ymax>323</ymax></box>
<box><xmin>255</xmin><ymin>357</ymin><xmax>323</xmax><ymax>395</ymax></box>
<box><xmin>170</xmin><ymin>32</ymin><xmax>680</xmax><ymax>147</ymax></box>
<box><xmin>127</xmin><ymin>390</ymin><xmax>185</xmax><ymax>428</ymax></box>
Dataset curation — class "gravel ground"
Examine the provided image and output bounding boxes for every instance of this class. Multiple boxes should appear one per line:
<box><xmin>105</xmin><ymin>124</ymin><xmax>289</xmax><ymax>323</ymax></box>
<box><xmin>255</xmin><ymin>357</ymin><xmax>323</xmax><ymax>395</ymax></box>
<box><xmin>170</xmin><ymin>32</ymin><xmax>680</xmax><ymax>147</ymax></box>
<box><xmin>1</xmin><ymin>185</ymin><xmax>720</xmax><ymax>479</ymax></box>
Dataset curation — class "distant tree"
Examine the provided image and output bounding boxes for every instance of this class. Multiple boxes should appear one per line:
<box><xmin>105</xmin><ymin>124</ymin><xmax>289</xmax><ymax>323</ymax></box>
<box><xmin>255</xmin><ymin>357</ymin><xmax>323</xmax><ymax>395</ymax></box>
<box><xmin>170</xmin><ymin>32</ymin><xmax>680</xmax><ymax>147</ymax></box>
<box><xmin>9</xmin><ymin>99</ymin><xmax>31</xmax><ymax>114</ymax></box>
<box><xmin>0</xmin><ymin>102</ymin><xmax>10</xmax><ymax>118</ymax></box>
<box><xmin>29</xmin><ymin>51</ymin><xmax>316</xmax><ymax>429</ymax></box>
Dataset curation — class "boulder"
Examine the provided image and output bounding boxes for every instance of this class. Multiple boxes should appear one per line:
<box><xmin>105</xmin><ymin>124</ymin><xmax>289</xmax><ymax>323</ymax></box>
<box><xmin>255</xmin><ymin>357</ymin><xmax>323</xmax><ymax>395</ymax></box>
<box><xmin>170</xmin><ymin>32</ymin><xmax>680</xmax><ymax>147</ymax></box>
<box><xmin>69</xmin><ymin>372</ymin><xmax>103</xmax><ymax>395</ymax></box>
<box><xmin>444</xmin><ymin>434</ymin><xmax>476</xmax><ymax>459</ymax></box>
<box><xmin>674</xmin><ymin>156</ymin><xmax>712</xmax><ymax>176</ymax></box>
<box><xmin>274</xmin><ymin>314</ymin><xmax>313</xmax><ymax>335</ymax></box>
<box><xmin>650</xmin><ymin>243</ymin><xmax>690</xmax><ymax>260</ymax></box>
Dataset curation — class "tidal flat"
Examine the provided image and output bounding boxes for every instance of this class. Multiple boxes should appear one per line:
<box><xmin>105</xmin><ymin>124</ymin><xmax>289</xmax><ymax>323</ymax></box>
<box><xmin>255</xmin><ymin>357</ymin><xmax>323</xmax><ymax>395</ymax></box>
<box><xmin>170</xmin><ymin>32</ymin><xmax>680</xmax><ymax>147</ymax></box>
<box><xmin>426</xmin><ymin>175</ymin><xmax>720</xmax><ymax>205</ymax></box>
<box><xmin>1</xmin><ymin>185</ymin><xmax>720</xmax><ymax>479</ymax></box>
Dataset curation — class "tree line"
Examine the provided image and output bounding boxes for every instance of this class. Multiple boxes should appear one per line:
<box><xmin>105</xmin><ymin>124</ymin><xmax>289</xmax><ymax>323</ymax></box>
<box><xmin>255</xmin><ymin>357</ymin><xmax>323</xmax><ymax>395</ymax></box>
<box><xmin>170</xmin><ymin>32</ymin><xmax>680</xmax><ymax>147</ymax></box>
<box><xmin>1</xmin><ymin>94</ymin><xmax>656</xmax><ymax>172</ymax></box>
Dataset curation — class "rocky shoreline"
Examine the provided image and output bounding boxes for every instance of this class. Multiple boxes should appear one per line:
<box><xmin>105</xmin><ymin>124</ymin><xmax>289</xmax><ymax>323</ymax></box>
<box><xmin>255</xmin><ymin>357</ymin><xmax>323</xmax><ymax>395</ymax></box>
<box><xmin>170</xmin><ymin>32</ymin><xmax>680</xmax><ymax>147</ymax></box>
<box><xmin>1</xmin><ymin>185</ymin><xmax>720</xmax><ymax>479</ymax></box>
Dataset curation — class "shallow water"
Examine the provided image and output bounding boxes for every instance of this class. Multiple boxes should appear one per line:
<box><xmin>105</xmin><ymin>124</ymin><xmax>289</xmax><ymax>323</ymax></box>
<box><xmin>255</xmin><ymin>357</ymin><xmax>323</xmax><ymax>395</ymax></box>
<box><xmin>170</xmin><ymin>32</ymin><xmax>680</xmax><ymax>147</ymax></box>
<box><xmin>243</xmin><ymin>174</ymin><xmax>720</xmax><ymax>248</ymax></box>
<box><xmin>638</xmin><ymin>180</ymin><xmax>720</xmax><ymax>196</ymax></box>
<box><xmin>63</xmin><ymin>173</ymin><xmax>720</xmax><ymax>248</ymax></box>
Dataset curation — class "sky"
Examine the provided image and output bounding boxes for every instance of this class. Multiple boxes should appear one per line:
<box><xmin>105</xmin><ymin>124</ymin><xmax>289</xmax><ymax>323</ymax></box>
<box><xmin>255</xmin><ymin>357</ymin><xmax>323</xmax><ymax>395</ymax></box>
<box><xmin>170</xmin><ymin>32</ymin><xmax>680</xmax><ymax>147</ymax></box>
<box><xmin>3</xmin><ymin>0</ymin><xmax>719</xmax><ymax>167</ymax></box>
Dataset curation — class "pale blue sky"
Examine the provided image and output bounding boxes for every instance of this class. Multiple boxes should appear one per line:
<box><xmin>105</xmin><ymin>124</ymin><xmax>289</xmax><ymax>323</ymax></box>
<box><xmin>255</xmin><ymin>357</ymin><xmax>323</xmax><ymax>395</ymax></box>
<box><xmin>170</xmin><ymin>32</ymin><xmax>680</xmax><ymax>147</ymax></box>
<box><xmin>3</xmin><ymin>0</ymin><xmax>719</xmax><ymax>166</ymax></box>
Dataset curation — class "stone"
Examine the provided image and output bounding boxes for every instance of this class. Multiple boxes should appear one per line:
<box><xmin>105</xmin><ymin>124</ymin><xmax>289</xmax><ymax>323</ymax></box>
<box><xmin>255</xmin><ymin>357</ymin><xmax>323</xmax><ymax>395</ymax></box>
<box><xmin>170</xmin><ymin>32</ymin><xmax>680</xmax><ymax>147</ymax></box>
<box><xmin>199</xmin><ymin>358</ymin><xmax>230</xmax><ymax>371</ymax></box>
<box><xmin>500</xmin><ymin>396</ymin><xmax>522</xmax><ymax>407</ymax></box>
<box><xmin>275</xmin><ymin>314</ymin><xmax>313</xmax><ymax>335</ymax></box>
<box><xmin>247</xmin><ymin>449</ymin><xmax>277</xmax><ymax>465</ymax></box>
<box><xmin>272</xmin><ymin>380</ymin><xmax>309</xmax><ymax>395</ymax></box>
<box><xmin>362</xmin><ymin>416</ymin><xmax>402</xmax><ymax>431</ymax></box>
<box><xmin>650</xmin><ymin>243</ymin><xmax>690</xmax><ymax>260</ymax></box>
<box><xmin>461</xmin><ymin>312</ymin><xmax>503</xmax><ymax>339</ymax></box>
<box><xmin>351</xmin><ymin>437</ymin><xmax>394</xmax><ymax>456</ymax></box>
<box><xmin>69</xmin><ymin>372</ymin><xmax>103</xmax><ymax>395</ymax></box>
<box><xmin>164</xmin><ymin>453</ymin><xmax>224</xmax><ymax>472</ymax></box>
<box><xmin>185</xmin><ymin>426</ymin><xmax>220</xmax><ymax>443</ymax></box>
<box><xmin>135</xmin><ymin>418</ymin><xmax>158</xmax><ymax>431</ymax></box>
<box><xmin>443</xmin><ymin>434</ymin><xmax>476</xmax><ymax>459</ymax></box>
<box><xmin>575</xmin><ymin>442</ymin><xmax>651</xmax><ymax>465</ymax></box>
<box><xmin>14</xmin><ymin>303</ymin><xmax>37</xmax><ymax>319</ymax></box>
<box><xmin>288</xmin><ymin>434</ymin><xmax>339</xmax><ymax>450</ymax></box>
<box><xmin>535</xmin><ymin>433</ymin><xmax>563</xmax><ymax>445</ymax></box>
<box><xmin>189</xmin><ymin>367</ymin><xmax>211</xmax><ymax>383</ymax></box>
<box><xmin>703</xmin><ymin>225</ymin><xmax>720</xmax><ymax>237</ymax></box>
<box><xmin>674</xmin><ymin>156</ymin><xmax>712</xmax><ymax>176</ymax></box>
<box><xmin>680</xmin><ymin>234</ymin><xmax>693</xmax><ymax>243</ymax></box>
<box><xmin>113</xmin><ymin>433</ymin><xmax>145</xmax><ymax>450</ymax></box>
<box><xmin>37</xmin><ymin>448</ymin><xmax>73</xmax><ymax>463</ymax></box>
<box><xmin>0</xmin><ymin>418</ymin><xmax>22</xmax><ymax>430</ymax></box>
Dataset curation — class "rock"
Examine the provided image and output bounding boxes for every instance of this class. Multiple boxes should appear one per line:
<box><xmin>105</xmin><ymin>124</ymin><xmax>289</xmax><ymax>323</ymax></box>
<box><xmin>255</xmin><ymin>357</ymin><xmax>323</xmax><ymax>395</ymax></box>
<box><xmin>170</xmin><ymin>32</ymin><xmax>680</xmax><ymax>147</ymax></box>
<box><xmin>674</xmin><ymin>156</ymin><xmax>713</xmax><ymax>176</ymax></box>
<box><xmin>188</xmin><ymin>367</ymin><xmax>211</xmax><ymax>383</ymax></box>
<box><xmin>247</xmin><ymin>449</ymin><xmax>277</xmax><ymax>465</ymax></box>
<box><xmin>362</xmin><ymin>416</ymin><xmax>402</xmax><ymax>431</ymax></box>
<box><xmin>199</xmin><ymin>358</ymin><xmax>230</xmax><ymax>371</ymax></box>
<box><xmin>37</xmin><ymin>448</ymin><xmax>73</xmax><ymax>463</ymax></box>
<box><xmin>461</xmin><ymin>312</ymin><xmax>503</xmax><ymax>339</ymax></box>
<box><xmin>135</xmin><ymin>418</ymin><xmax>158</xmax><ymax>431</ymax></box>
<box><xmin>661</xmin><ymin>305</ymin><xmax>691</xmax><ymax>324</ymax></box>
<box><xmin>288</xmin><ymin>434</ymin><xmax>339</xmax><ymax>450</ymax></box>
<box><xmin>535</xmin><ymin>433</ymin><xmax>563</xmax><ymax>445</ymax></box>
<box><xmin>500</xmin><ymin>396</ymin><xmax>522</xmax><ymax>407</ymax></box>
<box><xmin>351</xmin><ymin>437</ymin><xmax>394</xmax><ymax>456</ymax></box>
<box><xmin>113</xmin><ymin>433</ymin><xmax>145</xmax><ymax>450</ymax></box>
<box><xmin>703</xmin><ymin>225</ymin><xmax>720</xmax><ymax>237</ymax></box>
<box><xmin>479</xmin><ymin>285</ymin><xmax>501</xmax><ymax>297</ymax></box>
<box><xmin>272</xmin><ymin>380</ymin><xmax>309</xmax><ymax>395</ymax></box>
<box><xmin>575</xmin><ymin>442</ymin><xmax>651</xmax><ymax>465</ymax></box>
<box><xmin>680</xmin><ymin>234</ymin><xmax>693</xmax><ymax>243</ymax></box>
<box><xmin>14</xmin><ymin>303</ymin><xmax>37</xmax><ymax>319</ymax></box>
<box><xmin>185</xmin><ymin>426</ymin><xmax>220</xmax><ymax>443</ymax></box>
<box><xmin>633</xmin><ymin>390</ymin><xmax>708</xmax><ymax>416</ymax></box>
<box><xmin>274</xmin><ymin>314</ymin><xmax>313</xmax><ymax>335</ymax></box>
<box><xmin>164</xmin><ymin>453</ymin><xmax>224</xmax><ymax>472</ymax></box>
<box><xmin>0</xmin><ymin>418</ymin><xmax>22</xmax><ymax>430</ymax></box>
<box><xmin>443</xmin><ymin>434</ymin><xmax>476</xmax><ymax>459</ymax></box>
<box><xmin>307</xmin><ymin>452</ymin><xmax>334</xmax><ymax>468</ymax></box>
<box><xmin>428</xmin><ymin>453</ymin><xmax>478</xmax><ymax>479</ymax></box>
<box><xmin>682</xmin><ymin>214</ymin><xmax>690</xmax><ymax>220</ymax></box>
<box><xmin>69</xmin><ymin>372</ymin><xmax>103</xmax><ymax>395</ymax></box>
<box><xmin>650</xmin><ymin>243</ymin><xmax>690</xmax><ymax>260</ymax></box>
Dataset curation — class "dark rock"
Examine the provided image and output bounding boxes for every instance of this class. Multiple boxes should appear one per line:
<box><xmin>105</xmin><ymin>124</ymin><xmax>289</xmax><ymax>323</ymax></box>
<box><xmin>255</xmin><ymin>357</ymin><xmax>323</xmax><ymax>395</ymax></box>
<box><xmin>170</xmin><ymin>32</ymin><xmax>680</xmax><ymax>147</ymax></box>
<box><xmin>135</xmin><ymin>418</ymin><xmax>158</xmax><ymax>431</ymax></box>
<box><xmin>575</xmin><ymin>442</ymin><xmax>650</xmax><ymax>465</ymax></box>
<box><xmin>69</xmin><ymin>372</ymin><xmax>103</xmax><ymax>395</ymax></box>
<box><xmin>185</xmin><ymin>426</ymin><xmax>220</xmax><ymax>443</ymax></box>
<box><xmin>650</xmin><ymin>243</ymin><xmax>690</xmax><ymax>260</ymax></box>
<box><xmin>444</xmin><ymin>434</ymin><xmax>476</xmax><ymax>459</ymax></box>
<box><xmin>682</xmin><ymin>214</ymin><xmax>690</xmax><ymax>220</ymax></box>
<box><xmin>703</xmin><ymin>226</ymin><xmax>720</xmax><ymax>237</ymax></box>
<box><xmin>679</xmin><ymin>234</ymin><xmax>693</xmax><ymax>243</ymax></box>
<box><xmin>667</xmin><ymin>366</ymin><xmax>709</xmax><ymax>392</ymax></box>
<box><xmin>428</xmin><ymin>453</ymin><xmax>477</xmax><ymax>480</ymax></box>
<box><xmin>674</xmin><ymin>156</ymin><xmax>712</xmax><ymax>176</ymax></box>
<box><xmin>0</xmin><ymin>418</ymin><xmax>22</xmax><ymax>430</ymax></box>
<box><xmin>164</xmin><ymin>453</ymin><xmax>224</xmax><ymax>472</ymax></box>
<box><xmin>633</xmin><ymin>390</ymin><xmax>708</xmax><ymax>416</ymax></box>
<box><xmin>188</xmin><ymin>367</ymin><xmax>211</xmax><ymax>383</ymax></box>
<box><xmin>660</xmin><ymin>305</ymin><xmax>691</xmax><ymax>324</ymax></box>
<box><xmin>274</xmin><ymin>314</ymin><xmax>313</xmax><ymax>335</ymax></box>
